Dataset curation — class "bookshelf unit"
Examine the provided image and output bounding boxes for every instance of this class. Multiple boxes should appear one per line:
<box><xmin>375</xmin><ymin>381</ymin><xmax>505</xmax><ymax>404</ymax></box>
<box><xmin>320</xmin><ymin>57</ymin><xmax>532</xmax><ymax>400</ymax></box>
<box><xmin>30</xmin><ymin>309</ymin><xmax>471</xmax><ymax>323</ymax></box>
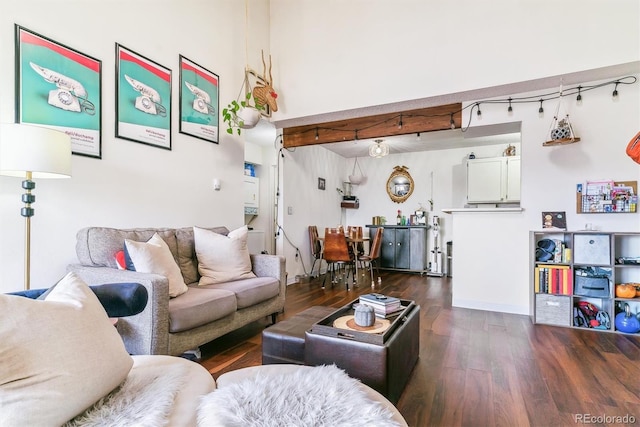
<box><xmin>530</xmin><ymin>231</ymin><xmax>640</xmax><ymax>335</ymax></box>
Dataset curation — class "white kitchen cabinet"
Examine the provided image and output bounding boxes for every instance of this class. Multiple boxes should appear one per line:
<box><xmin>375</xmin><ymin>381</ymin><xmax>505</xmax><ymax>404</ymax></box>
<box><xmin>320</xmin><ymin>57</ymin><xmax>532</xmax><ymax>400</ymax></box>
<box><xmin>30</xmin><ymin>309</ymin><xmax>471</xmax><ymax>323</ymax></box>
<box><xmin>467</xmin><ymin>156</ymin><xmax>520</xmax><ymax>203</ymax></box>
<box><xmin>244</xmin><ymin>176</ymin><xmax>259</xmax><ymax>214</ymax></box>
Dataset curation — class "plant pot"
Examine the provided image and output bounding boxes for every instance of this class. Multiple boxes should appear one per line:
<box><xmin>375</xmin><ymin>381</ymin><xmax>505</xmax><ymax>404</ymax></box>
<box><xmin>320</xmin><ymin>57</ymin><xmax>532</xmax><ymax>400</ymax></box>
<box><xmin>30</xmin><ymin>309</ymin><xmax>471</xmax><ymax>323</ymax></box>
<box><xmin>236</xmin><ymin>107</ymin><xmax>261</xmax><ymax>129</ymax></box>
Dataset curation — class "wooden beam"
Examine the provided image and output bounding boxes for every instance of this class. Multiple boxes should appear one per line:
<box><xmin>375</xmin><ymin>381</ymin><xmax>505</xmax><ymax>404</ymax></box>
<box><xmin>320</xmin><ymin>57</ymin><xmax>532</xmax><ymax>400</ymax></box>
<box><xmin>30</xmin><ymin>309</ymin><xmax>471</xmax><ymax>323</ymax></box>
<box><xmin>282</xmin><ymin>103</ymin><xmax>462</xmax><ymax>148</ymax></box>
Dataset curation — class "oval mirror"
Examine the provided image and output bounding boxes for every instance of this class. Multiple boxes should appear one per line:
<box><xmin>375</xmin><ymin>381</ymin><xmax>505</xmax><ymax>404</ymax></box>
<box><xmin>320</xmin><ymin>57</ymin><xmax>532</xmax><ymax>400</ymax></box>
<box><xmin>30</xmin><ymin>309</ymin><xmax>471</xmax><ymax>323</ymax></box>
<box><xmin>386</xmin><ymin>165</ymin><xmax>414</xmax><ymax>203</ymax></box>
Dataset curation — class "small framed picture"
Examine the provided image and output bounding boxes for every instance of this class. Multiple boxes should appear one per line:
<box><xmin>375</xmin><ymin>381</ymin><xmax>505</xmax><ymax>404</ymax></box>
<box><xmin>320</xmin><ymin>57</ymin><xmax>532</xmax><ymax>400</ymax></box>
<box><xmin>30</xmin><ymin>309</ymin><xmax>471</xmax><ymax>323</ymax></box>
<box><xmin>542</xmin><ymin>211</ymin><xmax>567</xmax><ymax>230</ymax></box>
<box><xmin>318</xmin><ymin>177</ymin><xmax>326</xmax><ymax>190</ymax></box>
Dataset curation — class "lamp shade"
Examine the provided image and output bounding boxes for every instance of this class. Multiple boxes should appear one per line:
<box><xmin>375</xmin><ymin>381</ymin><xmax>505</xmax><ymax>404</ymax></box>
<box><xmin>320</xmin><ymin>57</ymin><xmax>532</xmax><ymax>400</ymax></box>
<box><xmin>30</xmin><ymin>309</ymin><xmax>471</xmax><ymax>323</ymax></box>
<box><xmin>369</xmin><ymin>139</ymin><xmax>389</xmax><ymax>158</ymax></box>
<box><xmin>0</xmin><ymin>124</ymin><xmax>72</xmax><ymax>178</ymax></box>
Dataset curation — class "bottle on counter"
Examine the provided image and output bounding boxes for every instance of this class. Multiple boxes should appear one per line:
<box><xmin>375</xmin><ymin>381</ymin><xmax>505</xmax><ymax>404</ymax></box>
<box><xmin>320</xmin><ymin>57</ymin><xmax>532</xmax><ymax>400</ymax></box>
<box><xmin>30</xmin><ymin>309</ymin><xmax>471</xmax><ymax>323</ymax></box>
<box><xmin>396</xmin><ymin>210</ymin><xmax>402</xmax><ymax>225</ymax></box>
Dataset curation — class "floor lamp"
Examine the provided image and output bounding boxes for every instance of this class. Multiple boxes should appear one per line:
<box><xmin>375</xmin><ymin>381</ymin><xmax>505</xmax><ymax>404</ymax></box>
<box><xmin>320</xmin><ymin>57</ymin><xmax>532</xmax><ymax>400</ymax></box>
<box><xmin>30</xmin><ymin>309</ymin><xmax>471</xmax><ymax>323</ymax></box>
<box><xmin>0</xmin><ymin>124</ymin><xmax>72</xmax><ymax>290</ymax></box>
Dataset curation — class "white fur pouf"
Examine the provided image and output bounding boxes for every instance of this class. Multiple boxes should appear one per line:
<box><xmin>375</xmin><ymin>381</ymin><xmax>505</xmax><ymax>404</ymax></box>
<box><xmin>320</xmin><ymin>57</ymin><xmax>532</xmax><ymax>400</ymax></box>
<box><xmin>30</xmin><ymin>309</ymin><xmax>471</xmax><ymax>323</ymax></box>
<box><xmin>198</xmin><ymin>364</ymin><xmax>402</xmax><ymax>427</ymax></box>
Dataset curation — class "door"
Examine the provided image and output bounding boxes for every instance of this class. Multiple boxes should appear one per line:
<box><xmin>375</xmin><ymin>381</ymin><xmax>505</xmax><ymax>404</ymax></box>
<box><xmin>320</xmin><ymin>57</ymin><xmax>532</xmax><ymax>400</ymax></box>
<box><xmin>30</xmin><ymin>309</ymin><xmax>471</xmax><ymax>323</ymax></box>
<box><xmin>394</xmin><ymin>228</ymin><xmax>410</xmax><ymax>269</ymax></box>
<box><xmin>380</xmin><ymin>227</ymin><xmax>396</xmax><ymax>268</ymax></box>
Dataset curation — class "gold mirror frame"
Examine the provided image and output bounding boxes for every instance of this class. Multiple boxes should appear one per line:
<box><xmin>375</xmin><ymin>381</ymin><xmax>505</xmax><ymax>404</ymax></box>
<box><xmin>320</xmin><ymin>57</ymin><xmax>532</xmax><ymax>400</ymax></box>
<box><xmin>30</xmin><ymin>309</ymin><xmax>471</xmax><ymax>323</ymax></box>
<box><xmin>386</xmin><ymin>165</ymin><xmax>414</xmax><ymax>204</ymax></box>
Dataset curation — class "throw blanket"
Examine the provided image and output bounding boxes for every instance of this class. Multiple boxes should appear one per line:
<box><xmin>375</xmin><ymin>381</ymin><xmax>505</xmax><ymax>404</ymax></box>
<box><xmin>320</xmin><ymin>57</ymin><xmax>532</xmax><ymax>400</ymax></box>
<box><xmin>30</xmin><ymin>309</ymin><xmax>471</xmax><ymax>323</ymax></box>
<box><xmin>63</xmin><ymin>365</ymin><xmax>187</xmax><ymax>427</ymax></box>
<box><xmin>198</xmin><ymin>365</ymin><xmax>400</xmax><ymax>427</ymax></box>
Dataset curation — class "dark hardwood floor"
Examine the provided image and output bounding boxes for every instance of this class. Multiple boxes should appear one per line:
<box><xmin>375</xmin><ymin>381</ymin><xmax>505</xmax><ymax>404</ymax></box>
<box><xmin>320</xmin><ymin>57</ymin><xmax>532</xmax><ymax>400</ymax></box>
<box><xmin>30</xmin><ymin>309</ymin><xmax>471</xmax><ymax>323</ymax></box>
<box><xmin>198</xmin><ymin>271</ymin><xmax>640</xmax><ymax>427</ymax></box>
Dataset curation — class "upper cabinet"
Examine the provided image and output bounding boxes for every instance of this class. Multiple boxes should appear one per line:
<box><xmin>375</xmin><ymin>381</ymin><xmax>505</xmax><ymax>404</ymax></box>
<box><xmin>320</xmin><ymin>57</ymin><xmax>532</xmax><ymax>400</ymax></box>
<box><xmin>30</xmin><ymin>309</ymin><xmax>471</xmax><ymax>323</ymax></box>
<box><xmin>467</xmin><ymin>156</ymin><xmax>520</xmax><ymax>204</ymax></box>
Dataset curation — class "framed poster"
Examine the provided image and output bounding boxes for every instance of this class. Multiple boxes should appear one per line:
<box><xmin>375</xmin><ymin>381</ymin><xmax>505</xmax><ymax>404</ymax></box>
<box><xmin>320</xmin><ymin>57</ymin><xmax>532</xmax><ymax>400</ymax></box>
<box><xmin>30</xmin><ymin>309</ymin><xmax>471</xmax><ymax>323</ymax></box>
<box><xmin>179</xmin><ymin>55</ymin><xmax>219</xmax><ymax>143</ymax></box>
<box><xmin>116</xmin><ymin>44</ymin><xmax>171</xmax><ymax>150</ymax></box>
<box><xmin>15</xmin><ymin>25</ymin><xmax>102</xmax><ymax>159</ymax></box>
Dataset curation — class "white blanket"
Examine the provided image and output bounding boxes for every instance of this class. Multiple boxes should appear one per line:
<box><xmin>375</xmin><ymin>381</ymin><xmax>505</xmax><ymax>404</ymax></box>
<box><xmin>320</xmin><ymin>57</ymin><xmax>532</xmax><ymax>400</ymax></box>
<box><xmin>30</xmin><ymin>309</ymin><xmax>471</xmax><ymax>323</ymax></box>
<box><xmin>198</xmin><ymin>365</ymin><xmax>400</xmax><ymax>427</ymax></box>
<box><xmin>63</xmin><ymin>365</ymin><xmax>187</xmax><ymax>427</ymax></box>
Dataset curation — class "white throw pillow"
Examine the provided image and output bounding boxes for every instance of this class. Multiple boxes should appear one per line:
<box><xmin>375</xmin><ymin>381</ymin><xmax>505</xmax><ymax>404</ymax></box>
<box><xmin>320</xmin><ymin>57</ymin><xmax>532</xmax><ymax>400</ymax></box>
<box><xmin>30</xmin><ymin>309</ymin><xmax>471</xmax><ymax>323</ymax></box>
<box><xmin>194</xmin><ymin>225</ymin><xmax>256</xmax><ymax>285</ymax></box>
<box><xmin>125</xmin><ymin>233</ymin><xmax>188</xmax><ymax>297</ymax></box>
<box><xmin>0</xmin><ymin>272</ymin><xmax>133</xmax><ymax>426</ymax></box>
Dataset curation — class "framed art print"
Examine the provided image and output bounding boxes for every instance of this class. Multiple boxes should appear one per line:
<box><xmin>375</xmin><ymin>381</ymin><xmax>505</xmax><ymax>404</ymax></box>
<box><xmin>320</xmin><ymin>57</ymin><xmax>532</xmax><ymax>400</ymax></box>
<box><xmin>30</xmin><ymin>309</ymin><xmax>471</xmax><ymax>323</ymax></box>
<box><xmin>116</xmin><ymin>44</ymin><xmax>171</xmax><ymax>150</ymax></box>
<box><xmin>179</xmin><ymin>55</ymin><xmax>219</xmax><ymax>143</ymax></box>
<box><xmin>15</xmin><ymin>25</ymin><xmax>102</xmax><ymax>159</ymax></box>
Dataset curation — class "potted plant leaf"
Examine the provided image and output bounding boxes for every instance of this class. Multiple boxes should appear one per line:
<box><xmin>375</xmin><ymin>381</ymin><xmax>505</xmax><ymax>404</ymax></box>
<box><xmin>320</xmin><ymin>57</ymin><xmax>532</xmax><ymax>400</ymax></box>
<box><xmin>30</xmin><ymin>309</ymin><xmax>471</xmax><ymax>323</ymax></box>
<box><xmin>222</xmin><ymin>92</ymin><xmax>265</xmax><ymax>135</ymax></box>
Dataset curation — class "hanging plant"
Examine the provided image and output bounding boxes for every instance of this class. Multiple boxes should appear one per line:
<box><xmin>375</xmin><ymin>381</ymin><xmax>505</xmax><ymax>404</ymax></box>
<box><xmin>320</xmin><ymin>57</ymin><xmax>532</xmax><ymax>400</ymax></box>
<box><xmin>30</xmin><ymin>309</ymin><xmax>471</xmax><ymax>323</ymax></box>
<box><xmin>348</xmin><ymin>157</ymin><xmax>367</xmax><ymax>185</ymax></box>
<box><xmin>222</xmin><ymin>92</ymin><xmax>265</xmax><ymax>135</ymax></box>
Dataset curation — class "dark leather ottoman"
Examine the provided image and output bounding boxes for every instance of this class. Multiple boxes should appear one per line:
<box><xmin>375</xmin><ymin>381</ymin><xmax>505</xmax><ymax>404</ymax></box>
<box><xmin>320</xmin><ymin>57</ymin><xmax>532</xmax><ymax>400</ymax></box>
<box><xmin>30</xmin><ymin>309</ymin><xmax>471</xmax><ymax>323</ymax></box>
<box><xmin>304</xmin><ymin>303</ymin><xmax>420</xmax><ymax>404</ymax></box>
<box><xmin>262</xmin><ymin>306</ymin><xmax>335</xmax><ymax>365</ymax></box>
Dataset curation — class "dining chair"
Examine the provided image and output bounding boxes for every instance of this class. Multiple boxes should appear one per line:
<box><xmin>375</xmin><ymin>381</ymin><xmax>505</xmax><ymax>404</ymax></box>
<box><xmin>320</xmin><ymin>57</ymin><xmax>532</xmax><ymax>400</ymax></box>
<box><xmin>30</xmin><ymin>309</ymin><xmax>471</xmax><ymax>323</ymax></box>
<box><xmin>358</xmin><ymin>227</ymin><xmax>383</xmax><ymax>287</ymax></box>
<box><xmin>322</xmin><ymin>228</ymin><xmax>355</xmax><ymax>290</ymax></box>
<box><xmin>307</xmin><ymin>226</ymin><xmax>323</xmax><ymax>278</ymax></box>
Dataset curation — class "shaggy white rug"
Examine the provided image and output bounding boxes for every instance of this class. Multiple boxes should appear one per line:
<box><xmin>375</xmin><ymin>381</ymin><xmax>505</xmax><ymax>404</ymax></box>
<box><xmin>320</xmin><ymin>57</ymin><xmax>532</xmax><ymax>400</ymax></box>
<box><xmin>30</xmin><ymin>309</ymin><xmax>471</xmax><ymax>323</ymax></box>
<box><xmin>198</xmin><ymin>365</ymin><xmax>400</xmax><ymax>427</ymax></box>
<box><xmin>63</xmin><ymin>365</ymin><xmax>187</xmax><ymax>427</ymax></box>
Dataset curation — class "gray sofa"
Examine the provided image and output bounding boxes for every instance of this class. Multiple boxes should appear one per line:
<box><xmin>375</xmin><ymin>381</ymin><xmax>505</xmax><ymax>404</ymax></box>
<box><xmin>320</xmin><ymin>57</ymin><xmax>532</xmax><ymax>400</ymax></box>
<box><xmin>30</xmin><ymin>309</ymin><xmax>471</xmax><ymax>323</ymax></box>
<box><xmin>67</xmin><ymin>226</ymin><xmax>286</xmax><ymax>356</ymax></box>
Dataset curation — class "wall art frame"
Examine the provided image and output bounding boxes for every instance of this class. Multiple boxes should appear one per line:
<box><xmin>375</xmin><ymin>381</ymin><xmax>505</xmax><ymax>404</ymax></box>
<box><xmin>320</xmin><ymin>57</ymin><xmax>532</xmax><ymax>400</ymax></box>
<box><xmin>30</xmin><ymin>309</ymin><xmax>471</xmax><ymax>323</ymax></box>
<box><xmin>318</xmin><ymin>177</ymin><xmax>326</xmax><ymax>190</ymax></box>
<box><xmin>15</xmin><ymin>24</ymin><xmax>102</xmax><ymax>159</ymax></box>
<box><xmin>115</xmin><ymin>43</ymin><xmax>172</xmax><ymax>150</ymax></box>
<box><xmin>179</xmin><ymin>55</ymin><xmax>219</xmax><ymax>143</ymax></box>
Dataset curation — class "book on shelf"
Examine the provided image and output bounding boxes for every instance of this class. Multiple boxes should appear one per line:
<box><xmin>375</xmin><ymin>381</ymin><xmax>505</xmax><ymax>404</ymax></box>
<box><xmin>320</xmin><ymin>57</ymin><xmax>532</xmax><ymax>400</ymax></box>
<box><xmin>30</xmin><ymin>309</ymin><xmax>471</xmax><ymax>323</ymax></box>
<box><xmin>534</xmin><ymin>264</ymin><xmax>572</xmax><ymax>296</ymax></box>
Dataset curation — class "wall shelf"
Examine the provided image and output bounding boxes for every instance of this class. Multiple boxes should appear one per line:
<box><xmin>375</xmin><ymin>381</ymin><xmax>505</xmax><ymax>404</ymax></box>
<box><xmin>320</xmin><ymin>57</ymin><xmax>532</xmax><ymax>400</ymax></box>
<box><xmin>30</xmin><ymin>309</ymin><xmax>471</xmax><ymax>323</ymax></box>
<box><xmin>542</xmin><ymin>137</ymin><xmax>580</xmax><ymax>146</ymax></box>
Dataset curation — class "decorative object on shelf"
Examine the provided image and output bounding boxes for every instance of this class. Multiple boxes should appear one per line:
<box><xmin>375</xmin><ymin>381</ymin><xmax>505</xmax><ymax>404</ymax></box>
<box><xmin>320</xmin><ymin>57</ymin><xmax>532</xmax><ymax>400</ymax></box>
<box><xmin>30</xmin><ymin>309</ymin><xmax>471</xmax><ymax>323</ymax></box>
<box><xmin>543</xmin><ymin>85</ymin><xmax>580</xmax><ymax>146</ymax></box>
<box><xmin>0</xmin><ymin>124</ymin><xmax>72</xmax><ymax>290</ymax></box>
<box><xmin>626</xmin><ymin>131</ymin><xmax>640</xmax><ymax>164</ymax></box>
<box><xmin>503</xmin><ymin>144</ymin><xmax>516</xmax><ymax>156</ymax></box>
<box><xmin>348</xmin><ymin>157</ymin><xmax>366</xmax><ymax>185</ymax></box>
<box><xmin>615</xmin><ymin>283</ymin><xmax>637</xmax><ymax>298</ymax></box>
<box><xmin>369</xmin><ymin>139</ymin><xmax>389</xmax><ymax>158</ymax></box>
<box><xmin>386</xmin><ymin>165</ymin><xmax>414</xmax><ymax>204</ymax></box>
<box><xmin>614</xmin><ymin>303</ymin><xmax>640</xmax><ymax>333</ymax></box>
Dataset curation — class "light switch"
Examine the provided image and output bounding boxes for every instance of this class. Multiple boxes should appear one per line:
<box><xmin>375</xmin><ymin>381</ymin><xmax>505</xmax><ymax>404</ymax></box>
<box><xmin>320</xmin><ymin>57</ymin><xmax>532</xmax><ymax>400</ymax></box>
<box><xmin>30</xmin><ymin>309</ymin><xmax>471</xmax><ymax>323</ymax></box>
<box><xmin>287</xmin><ymin>206</ymin><xmax>293</xmax><ymax>215</ymax></box>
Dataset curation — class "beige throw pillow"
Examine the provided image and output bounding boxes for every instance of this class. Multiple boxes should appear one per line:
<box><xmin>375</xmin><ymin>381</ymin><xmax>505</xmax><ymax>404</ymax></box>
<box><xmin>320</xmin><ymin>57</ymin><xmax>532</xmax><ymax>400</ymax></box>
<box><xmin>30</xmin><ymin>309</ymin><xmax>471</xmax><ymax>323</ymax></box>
<box><xmin>125</xmin><ymin>233</ymin><xmax>188</xmax><ymax>297</ymax></box>
<box><xmin>0</xmin><ymin>272</ymin><xmax>133</xmax><ymax>426</ymax></box>
<box><xmin>194</xmin><ymin>226</ymin><xmax>256</xmax><ymax>285</ymax></box>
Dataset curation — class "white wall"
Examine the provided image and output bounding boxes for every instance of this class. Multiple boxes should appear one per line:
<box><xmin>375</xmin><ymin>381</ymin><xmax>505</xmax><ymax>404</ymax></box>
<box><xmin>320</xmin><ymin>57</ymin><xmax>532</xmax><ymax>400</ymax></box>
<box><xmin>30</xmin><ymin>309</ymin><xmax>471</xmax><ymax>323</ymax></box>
<box><xmin>270</xmin><ymin>0</ymin><xmax>639</xmax><ymax>120</ymax></box>
<box><xmin>0</xmin><ymin>0</ymin><xmax>271</xmax><ymax>292</ymax></box>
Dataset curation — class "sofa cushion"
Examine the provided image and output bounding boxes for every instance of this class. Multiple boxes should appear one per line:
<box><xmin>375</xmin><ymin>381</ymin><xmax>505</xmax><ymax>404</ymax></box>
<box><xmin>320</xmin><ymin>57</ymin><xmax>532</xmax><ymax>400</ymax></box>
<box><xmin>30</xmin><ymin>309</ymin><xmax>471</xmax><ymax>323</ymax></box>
<box><xmin>168</xmin><ymin>287</ymin><xmax>237</xmax><ymax>333</ymax></box>
<box><xmin>194</xmin><ymin>226</ymin><xmax>256</xmax><ymax>285</ymax></box>
<box><xmin>76</xmin><ymin>227</ymin><xmax>179</xmax><ymax>269</ymax></box>
<box><xmin>125</xmin><ymin>233</ymin><xmax>188</xmax><ymax>298</ymax></box>
<box><xmin>200</xmin><ymin>276</ymin><xmax>280</xmax><ymax>309</ymax></box>
<box><xmin>175</xmin><ymin>226</ymin><xmax>229</xmax><ymax>285</ymax></box>
<box><xmin>0</xmin><ymin>272</ymin><xmax>133</xmax><ymax>426</ymax></box>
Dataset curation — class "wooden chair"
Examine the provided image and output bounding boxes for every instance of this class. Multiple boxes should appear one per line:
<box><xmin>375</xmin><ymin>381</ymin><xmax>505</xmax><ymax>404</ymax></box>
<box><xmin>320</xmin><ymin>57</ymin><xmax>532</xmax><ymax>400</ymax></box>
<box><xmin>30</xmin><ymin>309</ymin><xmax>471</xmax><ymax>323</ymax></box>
<box><xmin>358</xmin><ymin>227</ymin><xmax>383</xmax><ymax>287</ymax></box>
<box><xmin>308</xmin><ymin>226</ymin><xmax>323</xmax><ymax>278</ymax></box>
<box><xmin>322</xmin><ymin>228</ymin><xmax>354</xmax><ymax>290</ymax></box>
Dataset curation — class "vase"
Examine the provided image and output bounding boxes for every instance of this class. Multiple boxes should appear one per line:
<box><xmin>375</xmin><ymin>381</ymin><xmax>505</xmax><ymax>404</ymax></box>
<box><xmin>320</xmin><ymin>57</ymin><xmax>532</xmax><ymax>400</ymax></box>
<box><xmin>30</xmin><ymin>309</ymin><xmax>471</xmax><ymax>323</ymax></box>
<box><xmin>354</xmin><ymin>304</ymin><xmax>375</xmax><ymax>327</ymax></box>
<box><xmin>236</xmin><ymin>107</ymin><xmax>261</xmax><ymax>129</ymax></box>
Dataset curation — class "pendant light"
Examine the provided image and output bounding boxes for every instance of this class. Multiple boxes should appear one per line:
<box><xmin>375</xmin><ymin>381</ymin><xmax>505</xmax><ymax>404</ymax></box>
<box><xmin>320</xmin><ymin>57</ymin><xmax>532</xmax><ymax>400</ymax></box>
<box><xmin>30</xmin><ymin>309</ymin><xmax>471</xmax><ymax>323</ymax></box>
<box><xmin>369</xmin><ymin>139</ymin><xmax>389</xmax><ymax>158</ymax></box>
